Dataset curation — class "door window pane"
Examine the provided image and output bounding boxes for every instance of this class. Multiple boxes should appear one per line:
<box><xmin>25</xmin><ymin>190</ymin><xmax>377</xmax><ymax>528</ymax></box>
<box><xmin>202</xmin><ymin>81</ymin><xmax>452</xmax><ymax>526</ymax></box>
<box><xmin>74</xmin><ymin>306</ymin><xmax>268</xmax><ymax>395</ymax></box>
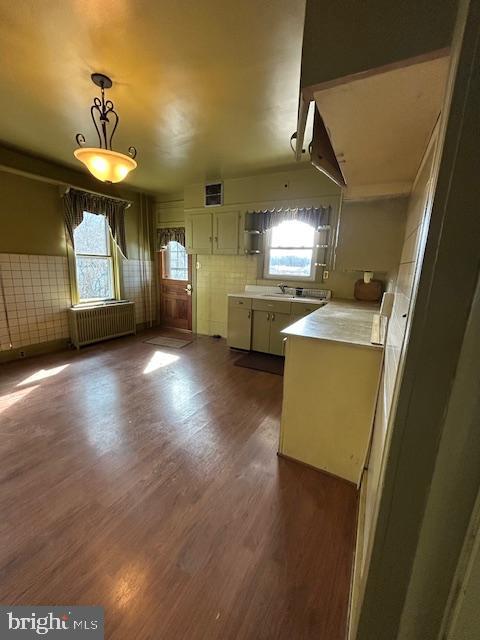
<box><xmin>163</xmin><ymin>241</ymin><xmax>188</xmax><ymax>280</ymax></box>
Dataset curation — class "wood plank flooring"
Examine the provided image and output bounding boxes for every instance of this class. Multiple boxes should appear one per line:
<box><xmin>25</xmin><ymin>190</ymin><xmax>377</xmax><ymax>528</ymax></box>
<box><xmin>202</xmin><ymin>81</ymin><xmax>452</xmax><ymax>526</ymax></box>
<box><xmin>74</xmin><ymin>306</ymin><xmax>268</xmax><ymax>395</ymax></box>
<box><xmin>0</xmin><ymin>333</ymin><xmax>357</xmax><ymax>639</ymax></box>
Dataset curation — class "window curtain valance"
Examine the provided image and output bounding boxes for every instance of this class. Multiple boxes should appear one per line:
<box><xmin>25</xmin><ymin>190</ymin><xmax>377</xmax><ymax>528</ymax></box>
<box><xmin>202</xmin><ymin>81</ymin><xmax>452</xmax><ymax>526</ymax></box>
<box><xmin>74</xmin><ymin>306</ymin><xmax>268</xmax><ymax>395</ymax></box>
<box><xmin>245</xmin><ymin>206</ymin><xmax>331</xmax><ymax>233</ymax></box>
<box><xmin>157</xmin><ymin>227</ymin><xmax>186</xmax><ymax>249</ymax></box>
<box><xmin>63</xmin><ymin>188</ymin><xmax>129</xmax><ymax>258</ymax></box>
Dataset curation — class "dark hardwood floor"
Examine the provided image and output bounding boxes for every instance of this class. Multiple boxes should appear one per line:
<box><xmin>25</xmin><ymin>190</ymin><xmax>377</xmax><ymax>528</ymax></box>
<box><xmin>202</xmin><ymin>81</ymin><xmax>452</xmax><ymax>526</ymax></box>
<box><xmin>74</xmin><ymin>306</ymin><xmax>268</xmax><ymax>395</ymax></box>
<box><xmin>0</xmin><ymin>332</ymin><xmax>357</xmax><ymax>640</ymax></box>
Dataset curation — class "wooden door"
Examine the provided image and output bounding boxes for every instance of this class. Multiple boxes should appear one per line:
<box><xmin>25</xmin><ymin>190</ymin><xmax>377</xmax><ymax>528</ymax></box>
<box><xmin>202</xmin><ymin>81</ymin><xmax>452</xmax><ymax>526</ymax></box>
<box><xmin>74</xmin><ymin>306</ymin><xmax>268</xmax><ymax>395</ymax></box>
<box><xmin>187</xmin><ymin>213</ymin><xmax>212</xmax><ymax>254</ymax></box>
<box><xmin>159</xmin><ymin>241</ymin><xmax>192</xmax><ymax>330</ymax></box>
<box><xmin>213</xmin><ymin>211</ymin><xmax>239</xmax><ymax>255</ymax></box>
<box><xmin>251</xmin><ymin>310</ymin><xmax>271</xmax><ymax>353</ymax></box>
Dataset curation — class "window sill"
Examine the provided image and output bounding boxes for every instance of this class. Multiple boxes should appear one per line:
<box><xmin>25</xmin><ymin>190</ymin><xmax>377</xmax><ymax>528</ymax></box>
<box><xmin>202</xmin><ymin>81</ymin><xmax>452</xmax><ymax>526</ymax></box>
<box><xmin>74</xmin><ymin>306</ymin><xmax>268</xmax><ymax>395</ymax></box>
<box><xmin>72</xmin><ymin>299</ymin><xmax>130</xmax><ymax>309</ymax></box>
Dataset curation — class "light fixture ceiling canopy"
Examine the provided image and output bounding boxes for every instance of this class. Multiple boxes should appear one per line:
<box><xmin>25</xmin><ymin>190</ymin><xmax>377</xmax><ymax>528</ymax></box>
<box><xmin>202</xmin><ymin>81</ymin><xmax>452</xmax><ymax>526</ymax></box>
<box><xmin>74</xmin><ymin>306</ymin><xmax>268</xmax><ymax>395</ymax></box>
<box><xmin>74</xmin><ymin>73</ymin><xmax>137</xmax><ymax>184</ymax></box>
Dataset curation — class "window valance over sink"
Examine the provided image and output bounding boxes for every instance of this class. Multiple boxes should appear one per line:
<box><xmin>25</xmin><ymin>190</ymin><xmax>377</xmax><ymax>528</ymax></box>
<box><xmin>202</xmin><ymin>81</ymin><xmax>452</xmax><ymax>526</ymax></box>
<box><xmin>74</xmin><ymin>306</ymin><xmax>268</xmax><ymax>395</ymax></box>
<box><xmin>245</xmin><ymin>206</ymin><xmax>331</xmax><ymax>233</ymax></box>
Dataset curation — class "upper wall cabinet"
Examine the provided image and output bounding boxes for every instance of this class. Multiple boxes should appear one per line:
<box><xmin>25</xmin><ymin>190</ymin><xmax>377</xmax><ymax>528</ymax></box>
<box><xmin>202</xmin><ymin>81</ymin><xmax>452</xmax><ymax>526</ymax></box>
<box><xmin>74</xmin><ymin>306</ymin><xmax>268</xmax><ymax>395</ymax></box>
<box><xmin>213</xmin><ymin>211</ymin><xmax>239</xmax><ymax>255</ymax></box>
<box><xmin>186</xmin><ymin>212</ymin><xmax>212</xmax><ymax>254</ymax></box>
<box><xmin>186</xmin><ymin>210</ymin><xmax>241</xmax><ymax>255</ymax></box>
<box><xmin>335</xmin><ymin>198</ymin><xmax>407</xmax><ymax>272</ymax></box>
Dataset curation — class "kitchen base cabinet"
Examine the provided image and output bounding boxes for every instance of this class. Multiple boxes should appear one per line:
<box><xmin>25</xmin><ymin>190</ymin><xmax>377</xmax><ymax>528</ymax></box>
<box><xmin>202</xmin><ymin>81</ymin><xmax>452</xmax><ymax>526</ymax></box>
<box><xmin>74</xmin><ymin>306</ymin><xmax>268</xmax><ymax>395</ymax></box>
<box><xmin>227</xmin><ymin>297</ymin><xmax>252</xmax><ymax>350</ymax></box>
<box><xmin>227</xmin><ymin>295</ymin><xmax>326</xmax><ymax>356</ymax></box>
<box><xmin>279</xmin><ymin>335</ymin><xmax>382</xmax><ymax>484</ymax></box>
<box><xmin>251</xmin><ymin>310</ymin><xmax>293</xmax><ymax>355</ymax></box>
<box><xmin>269</xmin><ymin>312</ymin><xmax>294</xmax><ymax>355</ymax></box>
<box><xmin>291</xmin><ymin>301</ymin><xmax>324</xmax><ymax>318</ymax></box>
<box><xmin>227</xmin><ymin>307</ymin><xmax>252</xmax><ymax>350</ymax></box>
<box><xmin>251</xmin><ymin>310</ymin><xmax>271</xmax><ymax>353</ymax></box>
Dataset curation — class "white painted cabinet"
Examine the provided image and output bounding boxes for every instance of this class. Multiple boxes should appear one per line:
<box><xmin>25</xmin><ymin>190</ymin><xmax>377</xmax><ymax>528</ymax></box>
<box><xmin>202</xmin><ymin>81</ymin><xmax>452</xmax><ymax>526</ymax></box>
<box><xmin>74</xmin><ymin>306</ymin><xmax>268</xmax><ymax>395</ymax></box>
<box><xmin>186</xmin><ymin>210</ymin><xmax>240</xmax><ymax>255</ymax></box>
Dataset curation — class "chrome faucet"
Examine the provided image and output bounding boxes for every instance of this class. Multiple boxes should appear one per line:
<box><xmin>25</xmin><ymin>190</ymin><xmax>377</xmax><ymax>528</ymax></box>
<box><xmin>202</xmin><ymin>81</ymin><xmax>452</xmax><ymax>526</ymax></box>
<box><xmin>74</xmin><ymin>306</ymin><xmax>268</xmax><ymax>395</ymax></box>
<box><xmin>278</xmin><ymin>283</ymin><xmax>287</xmax><ymax>295</ymax></box>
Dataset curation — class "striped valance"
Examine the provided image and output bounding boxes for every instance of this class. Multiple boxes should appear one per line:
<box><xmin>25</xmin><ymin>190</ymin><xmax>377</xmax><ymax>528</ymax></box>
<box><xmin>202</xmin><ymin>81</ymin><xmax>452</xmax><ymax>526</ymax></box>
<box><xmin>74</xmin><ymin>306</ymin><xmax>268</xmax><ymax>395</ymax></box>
<box><xmin>63</xmin><ymin>188</ymin><xmax>129</xmax><ymax>258</ymax></box>
<box><xmin>245</xmin><ymin>206</ymin><xmax>331</xmax><ymax>233</ymax></box>
<box><xmin>156</xmin><ymin>227</ymin><xmax>186</xmax><ymax>250</ymax></box>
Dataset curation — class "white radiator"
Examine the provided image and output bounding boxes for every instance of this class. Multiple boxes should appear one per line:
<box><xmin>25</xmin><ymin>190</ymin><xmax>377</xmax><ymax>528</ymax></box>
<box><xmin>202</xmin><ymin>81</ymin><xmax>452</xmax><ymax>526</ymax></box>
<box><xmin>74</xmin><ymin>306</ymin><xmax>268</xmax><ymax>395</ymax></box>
<box><xmin>68</xmin><ymin>302</ymin><xmax>136</xmax><ymax>349</ymax></box>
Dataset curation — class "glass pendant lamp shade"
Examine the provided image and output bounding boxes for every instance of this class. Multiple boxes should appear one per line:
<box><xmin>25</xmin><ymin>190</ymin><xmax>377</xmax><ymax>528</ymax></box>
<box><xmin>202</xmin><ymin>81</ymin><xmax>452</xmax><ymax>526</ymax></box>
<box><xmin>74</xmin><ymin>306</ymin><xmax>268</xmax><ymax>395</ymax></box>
<box><xmin>74</xmin><ymin>73</ymin><xmax>137</xmax><ymax>184</ymax></box>
<box><xmin>74</xmin><ymin>148</ymin><xmax>137</xmax><ymax>184</ymax></box>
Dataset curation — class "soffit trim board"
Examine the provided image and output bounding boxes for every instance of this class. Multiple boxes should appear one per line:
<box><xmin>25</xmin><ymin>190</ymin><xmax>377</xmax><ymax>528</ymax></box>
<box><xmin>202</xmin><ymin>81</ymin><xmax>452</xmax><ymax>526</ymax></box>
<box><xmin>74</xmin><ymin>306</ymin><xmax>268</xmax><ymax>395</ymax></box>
<box><xmin>301</xmin><ymin>47</ymin><xmax>450</xmax><ymax>101</ymax></box>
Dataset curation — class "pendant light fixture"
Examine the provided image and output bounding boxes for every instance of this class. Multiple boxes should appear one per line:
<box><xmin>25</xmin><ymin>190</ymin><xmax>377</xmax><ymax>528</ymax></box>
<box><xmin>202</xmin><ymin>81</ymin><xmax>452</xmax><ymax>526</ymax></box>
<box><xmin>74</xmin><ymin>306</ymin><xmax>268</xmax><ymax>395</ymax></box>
<box><xmin>74</xmin><ymin>73</ymin><xmax>137</xmax><ymax>184</ymax></box>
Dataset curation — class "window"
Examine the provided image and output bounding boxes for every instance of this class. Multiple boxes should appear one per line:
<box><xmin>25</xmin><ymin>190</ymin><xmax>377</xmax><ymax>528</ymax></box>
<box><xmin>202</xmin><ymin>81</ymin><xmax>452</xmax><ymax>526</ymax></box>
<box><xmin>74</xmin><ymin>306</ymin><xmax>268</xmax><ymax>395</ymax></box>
<box><xmin>162</xmin><ymin>241</ymin><xmax>188</xmax><ymax>280</ymax></box>
<box><xmin>264</xmin><ymin>220</ymin><xmax>317</xmax><ymax>280</ymax></box>
<box><xmin>73</xmin><ymin>211</ymin><xmax>114</xmax><ymax>301</ymax></box>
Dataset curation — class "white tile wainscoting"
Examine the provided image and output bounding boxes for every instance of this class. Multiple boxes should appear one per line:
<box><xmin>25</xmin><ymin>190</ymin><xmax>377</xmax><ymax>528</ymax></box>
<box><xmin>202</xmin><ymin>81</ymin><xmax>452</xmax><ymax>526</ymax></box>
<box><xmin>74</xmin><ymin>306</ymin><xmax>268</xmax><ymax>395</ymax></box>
<box><xmin>121</xmin><ymin>259</ymin><xmax>155</xmax><ymax>326</ymax></box>
<box><xmin>0</xmin><ymin>253</ymin><xmax>155</xmax><ymax>354</ymax></box>
<box><xmin>0</xmin><ymin>253</ymin><xmax>70</xmax><ymax>351</ymax></box>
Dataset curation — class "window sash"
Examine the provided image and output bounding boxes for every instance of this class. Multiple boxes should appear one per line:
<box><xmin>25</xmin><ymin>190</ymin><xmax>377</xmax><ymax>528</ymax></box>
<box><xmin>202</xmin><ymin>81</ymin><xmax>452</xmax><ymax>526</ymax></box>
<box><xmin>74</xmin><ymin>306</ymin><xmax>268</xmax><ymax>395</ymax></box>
<box><xmin>73</xmin><ymin>213</ymin><xmax>117</xmax><ymax>303</ymax></box>
<box><xmin>264</xmin><ymin>227</ymin><xmax>318</xmax><ymax>281</ymax></box>
<box><xmin>75</xmin><ymin>254</ymin><xmax>115</xmax><ymax>302</ymax></box>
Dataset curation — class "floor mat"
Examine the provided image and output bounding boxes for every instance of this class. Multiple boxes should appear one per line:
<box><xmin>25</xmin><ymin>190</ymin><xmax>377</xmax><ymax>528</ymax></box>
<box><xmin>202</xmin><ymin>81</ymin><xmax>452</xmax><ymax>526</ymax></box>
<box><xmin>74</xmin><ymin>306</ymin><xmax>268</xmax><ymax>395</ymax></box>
<box><xmin>234</xmin><ymin>352</ymin><xmax>284</xmax><ymax>375</ymax></box>
<box><xmin>143</xmin><ymin>336</ymin><xmax>193</xmax><ymax>349</ymax></box>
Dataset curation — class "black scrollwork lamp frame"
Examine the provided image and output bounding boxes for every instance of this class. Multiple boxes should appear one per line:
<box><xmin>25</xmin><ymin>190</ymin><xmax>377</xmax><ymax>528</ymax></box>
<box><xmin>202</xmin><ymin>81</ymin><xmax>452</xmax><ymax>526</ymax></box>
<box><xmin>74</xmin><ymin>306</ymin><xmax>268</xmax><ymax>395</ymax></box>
<box><xmin>75</xmin><ymin>73</ymin><xmax>137</xmax><ymax>160</ymax></box>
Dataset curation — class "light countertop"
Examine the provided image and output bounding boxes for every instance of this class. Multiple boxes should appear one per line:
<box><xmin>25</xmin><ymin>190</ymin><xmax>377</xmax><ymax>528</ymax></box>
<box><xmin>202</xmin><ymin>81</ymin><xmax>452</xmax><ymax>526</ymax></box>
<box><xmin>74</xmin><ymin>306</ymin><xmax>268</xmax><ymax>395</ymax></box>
<box><xmin>281</xmin><ymin>299</ymin><xmax>383</xmax><ymax>349</ymax></box>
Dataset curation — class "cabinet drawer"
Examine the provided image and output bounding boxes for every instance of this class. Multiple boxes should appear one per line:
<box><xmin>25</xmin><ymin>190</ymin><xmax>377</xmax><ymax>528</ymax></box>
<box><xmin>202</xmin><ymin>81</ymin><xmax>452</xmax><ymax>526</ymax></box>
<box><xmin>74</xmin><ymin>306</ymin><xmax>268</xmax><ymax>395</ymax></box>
<box><xmin>252</xmin><ymin>298</ymin><xmax>292</xmax><ymax>314</ymax></box>
<box><xmin>228</xmin><ymin>296</ymin><xmax>252</xmax><ymax>309</ymax></box>
<box><xmin>291</xmin><ymin>302</ymin><xmax>324</xmax><ymax>316</ymax></box>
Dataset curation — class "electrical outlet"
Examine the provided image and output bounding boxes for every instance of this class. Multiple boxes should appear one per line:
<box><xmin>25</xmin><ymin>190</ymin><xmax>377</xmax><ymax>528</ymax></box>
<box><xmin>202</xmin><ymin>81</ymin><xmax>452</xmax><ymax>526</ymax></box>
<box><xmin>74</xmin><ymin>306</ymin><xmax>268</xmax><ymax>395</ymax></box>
<box><xmin>323</xmin><ymin>270</ymin><xmax>329</xmax><ymax>280</ymax></box>
<box><xmin>19</xmin><ymin>350</ymin><xmax>26</xmax><ymax>358</ymax></box>
<box><xmin>196</xmin><ymin>261</ymin><xmax>201</xmax><ymax>270</ymax></box>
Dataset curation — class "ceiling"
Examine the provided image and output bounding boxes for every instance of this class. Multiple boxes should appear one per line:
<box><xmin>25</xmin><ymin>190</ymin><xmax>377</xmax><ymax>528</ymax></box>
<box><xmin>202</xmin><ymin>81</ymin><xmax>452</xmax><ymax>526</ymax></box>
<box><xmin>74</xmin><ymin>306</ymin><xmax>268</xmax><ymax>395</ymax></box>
<box><xmin>314</xmin><ymin>56</ymin><xmax>450</xmax><ymax>199</ymax></box>
<box><xmin>0</xmin><ymin>0</ymin><xmax>307</xmax><ymax>195</ymax></box>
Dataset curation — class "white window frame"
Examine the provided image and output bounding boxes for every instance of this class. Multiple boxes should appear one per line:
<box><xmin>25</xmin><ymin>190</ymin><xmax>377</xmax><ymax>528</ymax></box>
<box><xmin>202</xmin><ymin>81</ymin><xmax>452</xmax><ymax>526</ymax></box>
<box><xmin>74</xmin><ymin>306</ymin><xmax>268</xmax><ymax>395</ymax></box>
<box><xmin>74</xmin><ymin>212</ymin><xmax>117</xmax><ymax>304</ymax></box>
<box><xmin>263</xmin><ymin>223</ymin><xmax>319</xmax><ymax>281</ymax></box>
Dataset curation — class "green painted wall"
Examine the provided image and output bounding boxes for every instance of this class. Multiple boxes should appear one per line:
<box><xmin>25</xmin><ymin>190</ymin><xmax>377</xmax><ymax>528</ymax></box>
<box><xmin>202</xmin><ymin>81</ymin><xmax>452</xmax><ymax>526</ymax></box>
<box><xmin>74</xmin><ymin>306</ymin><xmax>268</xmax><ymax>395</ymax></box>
<box><xmin>0</xmin><ymin>145</ymin><xmax>151</xmax><ymax>259</ymax></box>
<box><xmin>0</xmin><ymin>172</ymin><xmax>66</xmax><ymax>255</ymax></box>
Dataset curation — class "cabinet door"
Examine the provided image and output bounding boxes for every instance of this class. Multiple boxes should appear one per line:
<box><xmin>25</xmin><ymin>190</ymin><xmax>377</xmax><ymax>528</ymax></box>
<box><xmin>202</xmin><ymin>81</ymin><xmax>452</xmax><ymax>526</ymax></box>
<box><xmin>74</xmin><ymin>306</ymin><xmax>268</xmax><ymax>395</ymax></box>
<box><xmin>291</xmin><ymin>302</ymin><xmax>324</xmax><ymax>317</ymax></box>
<box><xmin>187</xmin><ymin>213</ymin><xmax>212</xmax><ymax>254</ymax></box>
<box><xmin>269</xmin><ymin>312</ymin><xmax>294</xmax><ymax>356</ymax></box>
<box><xmin>227</xmin><ymin>307</ymin><xmax>251</xmax><ymax>350</ymax></box>
<box><xmin>213</xmin><ymin>211</ymin><xmax>239</xmax><ymax>255</ymax></box>
<box><xmin>251</xmin><ymin>310</ymin><xmax>271</xmax><ymax>354</ymax></box>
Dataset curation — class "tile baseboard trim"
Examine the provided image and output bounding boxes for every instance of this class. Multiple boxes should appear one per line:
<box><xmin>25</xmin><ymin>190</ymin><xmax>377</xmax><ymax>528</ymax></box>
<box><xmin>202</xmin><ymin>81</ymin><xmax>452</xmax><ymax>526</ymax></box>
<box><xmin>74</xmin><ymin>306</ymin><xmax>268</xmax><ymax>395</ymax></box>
<box><xmin>0</xmin><ymin>338</ymin><xmax>71</xmax><ymax>363</ymax></box>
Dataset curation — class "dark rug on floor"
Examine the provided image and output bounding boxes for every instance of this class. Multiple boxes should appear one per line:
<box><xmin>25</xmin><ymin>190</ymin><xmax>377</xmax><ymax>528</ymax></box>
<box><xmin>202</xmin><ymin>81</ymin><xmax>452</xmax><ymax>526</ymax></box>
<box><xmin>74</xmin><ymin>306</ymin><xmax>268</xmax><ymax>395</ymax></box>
<box><xmin>234</xmin><ymin>352</ymin><xmax>284</xmax><ymax>375</ymax></box>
